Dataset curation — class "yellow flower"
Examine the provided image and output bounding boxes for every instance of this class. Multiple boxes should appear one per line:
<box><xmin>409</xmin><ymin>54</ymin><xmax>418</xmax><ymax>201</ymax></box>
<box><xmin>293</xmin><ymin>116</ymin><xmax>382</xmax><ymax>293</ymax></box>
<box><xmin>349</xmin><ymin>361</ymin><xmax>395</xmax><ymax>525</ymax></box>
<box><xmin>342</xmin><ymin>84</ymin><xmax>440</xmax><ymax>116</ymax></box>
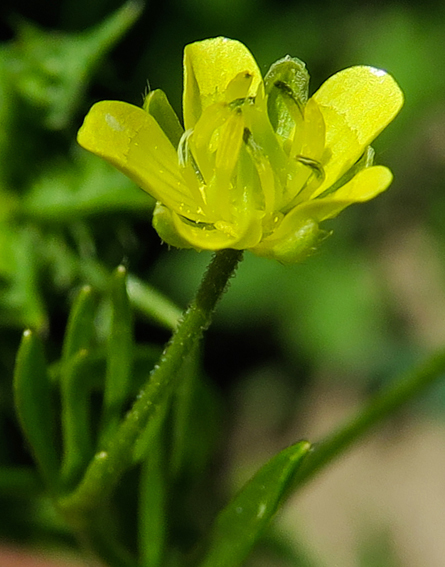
<box><xmin>77</xmin><ymin>37</ymin><xmax>403</xmax><ymax>263</ymax></box>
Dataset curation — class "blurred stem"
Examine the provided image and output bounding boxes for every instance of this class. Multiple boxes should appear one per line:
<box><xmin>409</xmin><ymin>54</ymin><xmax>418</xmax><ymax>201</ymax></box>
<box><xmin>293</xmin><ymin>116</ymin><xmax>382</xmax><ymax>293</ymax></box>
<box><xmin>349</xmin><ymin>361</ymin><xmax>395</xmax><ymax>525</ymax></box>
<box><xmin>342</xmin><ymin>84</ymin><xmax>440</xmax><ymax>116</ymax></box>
<box><xmin>58</xmin><ymin>250</ymin><xmax>243</xmax><ymax>535</ymax></box>
<box><xmin>291</xmin><ymin>350</ymin><xmax>445</xmax><ymax>490</ymax></box>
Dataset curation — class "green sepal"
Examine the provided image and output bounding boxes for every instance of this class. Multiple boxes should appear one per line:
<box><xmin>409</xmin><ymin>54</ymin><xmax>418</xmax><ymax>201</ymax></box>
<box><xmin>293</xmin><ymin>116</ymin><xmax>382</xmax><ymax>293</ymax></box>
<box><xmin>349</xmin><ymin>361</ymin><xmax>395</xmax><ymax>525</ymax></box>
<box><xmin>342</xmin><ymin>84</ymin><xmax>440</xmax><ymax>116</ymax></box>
<box><xmin>143</xmin><ymin>89</ymin><xmax>184</xmax><ymax>149</ymax></box>
<box><xmin>152</xmin><ymin>202</ymin><xmax>194</xmax><ymax>249</ymax></box>
<box><xmin>61</xmin><ymin>284</ymin><xmax>96</xmax><ymax>372</ymax></box>
<box><xmin>265</xmin><ymin>56</ymin><xmax>309</xmax><ymax>140</ymax></box>
<box><xmin>252</xmin><ymin>218</ymin><xmax>328</xmax><ymax>265</ymax></box>
<box><xmin>197</xmin><ymin>440</ymin><xmax>311</xmax><ymax>567</ymax></box>
<box><xmin>60</xmin><ymin>349</ymin><xmax>95</xmax><ymax>491</ymax></box>
<box><xmin>100</xmin><ymin>265</ymin><xmax>133</xmax><ymax>445</ymax></box>
<box><xmin>13</xmin><ymin>330</ymin><xmax>59</xmax><ymax>489</ymax></box>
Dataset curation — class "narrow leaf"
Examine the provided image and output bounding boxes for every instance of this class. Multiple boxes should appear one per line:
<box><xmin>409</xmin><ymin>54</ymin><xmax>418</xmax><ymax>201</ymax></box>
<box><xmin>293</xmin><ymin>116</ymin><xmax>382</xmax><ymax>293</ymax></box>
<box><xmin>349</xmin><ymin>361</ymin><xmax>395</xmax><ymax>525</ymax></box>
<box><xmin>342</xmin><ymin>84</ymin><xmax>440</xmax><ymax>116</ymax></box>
<box><xmin>61</xmin><ymin>284</ymin><xmax>96</xmax><ymax>370</ymax></box>
<box><xmin>198</xmin><ymin>440</ymin><xmax>311</xmax><ymax>567</ymax></box>
<box><xmin>100</xmin><ymin>265</ymin><xmax>133</xmax><ymax>444</ymax></box>
<box><xmin>13</xmin><ymin>330</ymin><xmax>59</xmax><ymax>488</ymax></box>
<box><xmin>139</xmin><ymin>432</ymin><xmax>166</xmax><ymax>567</ymax></box>
<box><xmin>170</xmin><ymin>343</ymin><xmax>200</xmax><ymax>476</ymax></box>
<box><xmin>60</xmin><ymin>349</ymin><xmax>95</xmax><ymax>490</ymax></box>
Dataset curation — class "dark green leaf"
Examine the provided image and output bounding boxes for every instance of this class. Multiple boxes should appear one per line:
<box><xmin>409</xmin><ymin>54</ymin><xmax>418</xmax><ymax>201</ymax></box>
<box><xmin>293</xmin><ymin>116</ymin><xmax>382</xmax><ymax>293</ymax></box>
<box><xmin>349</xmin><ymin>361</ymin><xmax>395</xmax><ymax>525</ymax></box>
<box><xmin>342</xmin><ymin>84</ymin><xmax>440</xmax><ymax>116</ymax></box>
<box><xmin>197</xmin><ymin>440</ymin><xmax>311</xmax><ymax>567</ymax></box>
<box><xmin>13</xmin><ymin>330</ymin><xmax>59</xmax><ymax>488</ymax></box>
<box><xmin>61</xmin><ymin>284</ymin><xmax>96</xmax><ymax>370</ymax></box>
<box><xmin>8</xmin><ymin>0</ymin><xmax>143</xmax><ymax>130</ymax></box>
<box><xmin>171</xmin><ymin>347</ymin><xmax>221</xmax><ymax>478</ymax></box>
<box><xmin>139</xmin><ymin>432</ymin><xmax>166</xmax><ymax>567</ymax></box>
<box><xmin>0</xmin><ymin>467</ymin><xmax>42</xmax><ymax>498</ymax></box>
<box><xmin>60</xmin><ymin>349</ymin><xmax>95</xmax><ymax>490</ymax></box>
<box><xmin>100</xmin><ymin>265</ymin><xmax>133</xmax><ymax>445</ymax></box>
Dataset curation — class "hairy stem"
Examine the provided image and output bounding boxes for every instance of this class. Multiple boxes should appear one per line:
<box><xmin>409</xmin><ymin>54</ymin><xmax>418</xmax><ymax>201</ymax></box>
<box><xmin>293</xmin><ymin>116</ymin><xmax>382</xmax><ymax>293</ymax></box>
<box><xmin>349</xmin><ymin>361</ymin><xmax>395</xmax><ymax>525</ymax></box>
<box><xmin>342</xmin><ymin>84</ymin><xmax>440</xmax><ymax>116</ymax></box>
<box><xmin>58</xmin><ymin>249</ymin><xmax>243</xmax><ymax>523</ymax></box>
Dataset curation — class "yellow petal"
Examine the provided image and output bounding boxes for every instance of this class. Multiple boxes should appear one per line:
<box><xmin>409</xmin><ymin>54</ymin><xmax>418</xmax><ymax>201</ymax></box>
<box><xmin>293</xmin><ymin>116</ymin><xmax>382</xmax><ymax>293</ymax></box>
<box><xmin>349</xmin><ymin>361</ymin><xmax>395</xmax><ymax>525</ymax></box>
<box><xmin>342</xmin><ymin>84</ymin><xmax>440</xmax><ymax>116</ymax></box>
<box><xmin>171</xmin><ymin>205</ymin><xmax>263</xmax><ymax>251</ymax></box>
<box><xmin>77</xmin><ymin>100</ymin><xmax>201</xmax><ymax>219</ymax></box>
<box><xmin>313</xmin><ymin>66</ymin><xmax>403</xmax><ymax>190</ymax></box>
<box><xmin>183</xmin><ymin>37</ymin><xmax>262</xmax><ymax>130</ymax></box>
<box><xmin>292</xmin><ymin>165</ymin><xmax>393</xmax><ymax>223</ymax></box>
<box><xmin>251</xmin><ymin>165</ymin><xmax>392</xmax><ymax>263</ymax></box>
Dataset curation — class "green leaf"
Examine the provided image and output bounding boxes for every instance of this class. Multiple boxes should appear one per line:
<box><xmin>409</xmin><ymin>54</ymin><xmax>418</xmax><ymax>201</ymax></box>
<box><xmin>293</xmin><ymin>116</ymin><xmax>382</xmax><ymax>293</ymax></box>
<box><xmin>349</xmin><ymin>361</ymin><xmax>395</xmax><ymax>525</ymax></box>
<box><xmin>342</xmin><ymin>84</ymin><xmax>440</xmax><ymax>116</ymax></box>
<box><xmin>7</xmin><ymin>0</ymin><xmax>143</xmax><ymax>130</ymax></box>
<box><xmin>170</xmin><ymin>347</ymin><xmax>222</xmax><ymax>478</ymax></box>
<box><xmin>197</xmin><ymin>440</ymin><xmax>311</xmax><ymax>567</ymax></box>
<box><xmin>170</xmin><ymin>344</ymin><xmax>200</xmax><ymax>476</ymax></box>
<box><xmin>60</xmin><ymin>349</ymin><xmax>95</xmax><ymax>490</ymax></box>
<box><xmin>13</xmin><ymin>330</ymin><xmax>59</xmax><ymax>488</ymax></box>
<box><xmin>22</xmin><ymin>151</ymin><xmax>153</xmax><ymax>222</ymax></box>
<box><xmin>0</xmin><ymin>226</ymin><xmax>47</xmax><ymax>331</ymax></box>
<box><xmin>61</xmin><ymin>284</ymin><xmax>96</xmax><ymax>370</ymax></box>
<box><xmin>0</xmin><ymin>467</ymin><xmax>42</xmax><ymax>498</ymax></box>
<box><xmin>127</xmin><ymin>273</ymin><xmax>181</xmax><ymax>331</ymax></box>
<box><xmin>139</xmin><ymin>431</ymin><xmax>166</xmax><ymax>567</ymax></box>
<box><xmin>100</xmin><ymin>266</ymin><xmax>133</xmax><ymax>445</ymax></box>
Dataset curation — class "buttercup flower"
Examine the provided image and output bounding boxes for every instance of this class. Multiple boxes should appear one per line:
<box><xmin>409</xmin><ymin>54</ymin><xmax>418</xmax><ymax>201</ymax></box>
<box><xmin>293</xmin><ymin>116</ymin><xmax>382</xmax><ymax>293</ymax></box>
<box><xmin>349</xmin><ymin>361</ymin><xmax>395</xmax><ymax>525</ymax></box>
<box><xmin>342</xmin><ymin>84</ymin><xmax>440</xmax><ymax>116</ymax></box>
<box><xmin>77</xmin><ymin>37</ymin><xmax>403</xmax><ymax>263</ymax></box>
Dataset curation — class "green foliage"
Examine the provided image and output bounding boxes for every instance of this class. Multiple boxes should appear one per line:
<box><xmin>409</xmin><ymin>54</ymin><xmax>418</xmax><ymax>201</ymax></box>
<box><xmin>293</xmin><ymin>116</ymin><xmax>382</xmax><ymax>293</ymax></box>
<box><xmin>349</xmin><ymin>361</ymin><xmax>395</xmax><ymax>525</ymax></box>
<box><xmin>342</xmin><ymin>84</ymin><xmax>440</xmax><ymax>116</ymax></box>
<box><xmin>13</xmin><ymin>330</ymin><xmax>59</xmax><ymax>488</ymax></box>
<box><xmin>197</xmin><ymin>442</ymin><xmax>310</xmax><ymax>567</ymax></box>
<box><xmin>2</xmin><ymin>1</ymin><xmax>445</xmax><ymax>566</ymax></box>
<box><xmin>11</xmin><ymin>258</ymin><xmax>313</xmax><ymax>567</ymax></box>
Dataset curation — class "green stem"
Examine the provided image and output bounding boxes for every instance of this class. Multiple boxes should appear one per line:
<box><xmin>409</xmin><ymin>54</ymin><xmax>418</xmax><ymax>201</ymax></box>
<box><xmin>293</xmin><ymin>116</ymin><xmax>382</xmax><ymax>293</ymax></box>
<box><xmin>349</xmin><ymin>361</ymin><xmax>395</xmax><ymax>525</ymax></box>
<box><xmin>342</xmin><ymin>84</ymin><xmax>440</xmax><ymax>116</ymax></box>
<box><xmin>58</xmin><ymin>249</ymin><xmax>243</xmax><ymax>520</ymax></box>
<box><xmin>292</xmin><ymin>350</ymin><xmax>445</xmax><ymax>490</ymax></box>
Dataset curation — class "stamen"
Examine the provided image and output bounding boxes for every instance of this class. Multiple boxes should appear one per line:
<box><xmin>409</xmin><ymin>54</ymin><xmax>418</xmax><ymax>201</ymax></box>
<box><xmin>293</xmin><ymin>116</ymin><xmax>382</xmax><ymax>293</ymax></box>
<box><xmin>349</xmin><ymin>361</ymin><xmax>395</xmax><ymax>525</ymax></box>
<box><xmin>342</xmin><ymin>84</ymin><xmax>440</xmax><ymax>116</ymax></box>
<box><xmin>295</xmin><ymin>155</ymin><xmax>325</xmax><ymax>181</ymax></box>
<box><xmin>177</xmin><ymin>129</ymin><xmax>193</xmax><ymax>168</ymax></box>
<box><xmin>177</xmin><ymin>128</ymin><xmax>206</xmax><ymax>185</ymax></box>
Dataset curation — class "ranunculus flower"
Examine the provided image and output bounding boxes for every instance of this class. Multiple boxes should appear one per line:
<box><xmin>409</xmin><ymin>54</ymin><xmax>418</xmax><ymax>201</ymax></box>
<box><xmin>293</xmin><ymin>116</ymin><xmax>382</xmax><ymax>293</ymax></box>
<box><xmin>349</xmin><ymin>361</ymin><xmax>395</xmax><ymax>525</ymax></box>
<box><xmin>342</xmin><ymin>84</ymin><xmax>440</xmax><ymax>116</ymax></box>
<box><xmin>77</xmin><ymin>37</ymin><xmax>403</xmax><ymax>263</ymax></box>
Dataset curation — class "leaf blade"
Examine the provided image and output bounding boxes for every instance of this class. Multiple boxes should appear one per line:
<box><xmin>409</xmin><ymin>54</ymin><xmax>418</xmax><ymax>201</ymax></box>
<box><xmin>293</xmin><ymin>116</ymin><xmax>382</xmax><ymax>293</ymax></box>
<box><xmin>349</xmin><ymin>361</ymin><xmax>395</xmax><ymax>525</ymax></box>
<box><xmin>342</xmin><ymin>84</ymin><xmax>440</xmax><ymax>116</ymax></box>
<box><xmin>198</xmin><ymin>440</ymin><xmax>311</xmax><ymax>567</ymax></box>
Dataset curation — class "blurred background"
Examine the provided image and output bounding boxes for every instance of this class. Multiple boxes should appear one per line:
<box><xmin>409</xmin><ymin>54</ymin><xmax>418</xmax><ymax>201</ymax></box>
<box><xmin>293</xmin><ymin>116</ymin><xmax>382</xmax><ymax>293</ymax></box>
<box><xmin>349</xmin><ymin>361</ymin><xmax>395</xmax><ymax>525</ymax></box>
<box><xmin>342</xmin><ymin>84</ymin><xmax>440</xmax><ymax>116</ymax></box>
<box><xmin>1</xmin><ymin>0</ymin><xmax>445</xmax><ymax>565</ymax></box>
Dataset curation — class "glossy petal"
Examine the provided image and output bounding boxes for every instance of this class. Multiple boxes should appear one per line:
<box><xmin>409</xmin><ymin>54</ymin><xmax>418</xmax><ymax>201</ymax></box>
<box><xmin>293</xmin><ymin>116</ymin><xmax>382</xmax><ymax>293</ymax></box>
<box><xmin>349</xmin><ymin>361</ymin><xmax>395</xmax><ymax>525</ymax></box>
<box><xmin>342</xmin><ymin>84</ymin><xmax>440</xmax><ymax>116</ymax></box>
<box><xmin>313</xmin><ymin>66</ymin><xmax>404</xmax><ymax>192</ymax></box>
<box><xmin>183</xmin><ymin>37</ymin><xmax>262</xmax><ymax>129</ymax></box>
<box><xmin>77</xmin><ymin>100</ymin><xmax>202</xmax><ymax>219</ymax></box>
<box><xmin>252</xmin><ymin>166</ymin><xmax>392</xmax><ymax>263</ymax></box>
<box><xmin>171</xmin><ymin>207</ymin><xmax>263</xmax><ymax>251</ymax></box>
<box><xmin>285</xmin><ymin>165</ymin><xmax>392</xmax><ymax>227</ymax></box>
